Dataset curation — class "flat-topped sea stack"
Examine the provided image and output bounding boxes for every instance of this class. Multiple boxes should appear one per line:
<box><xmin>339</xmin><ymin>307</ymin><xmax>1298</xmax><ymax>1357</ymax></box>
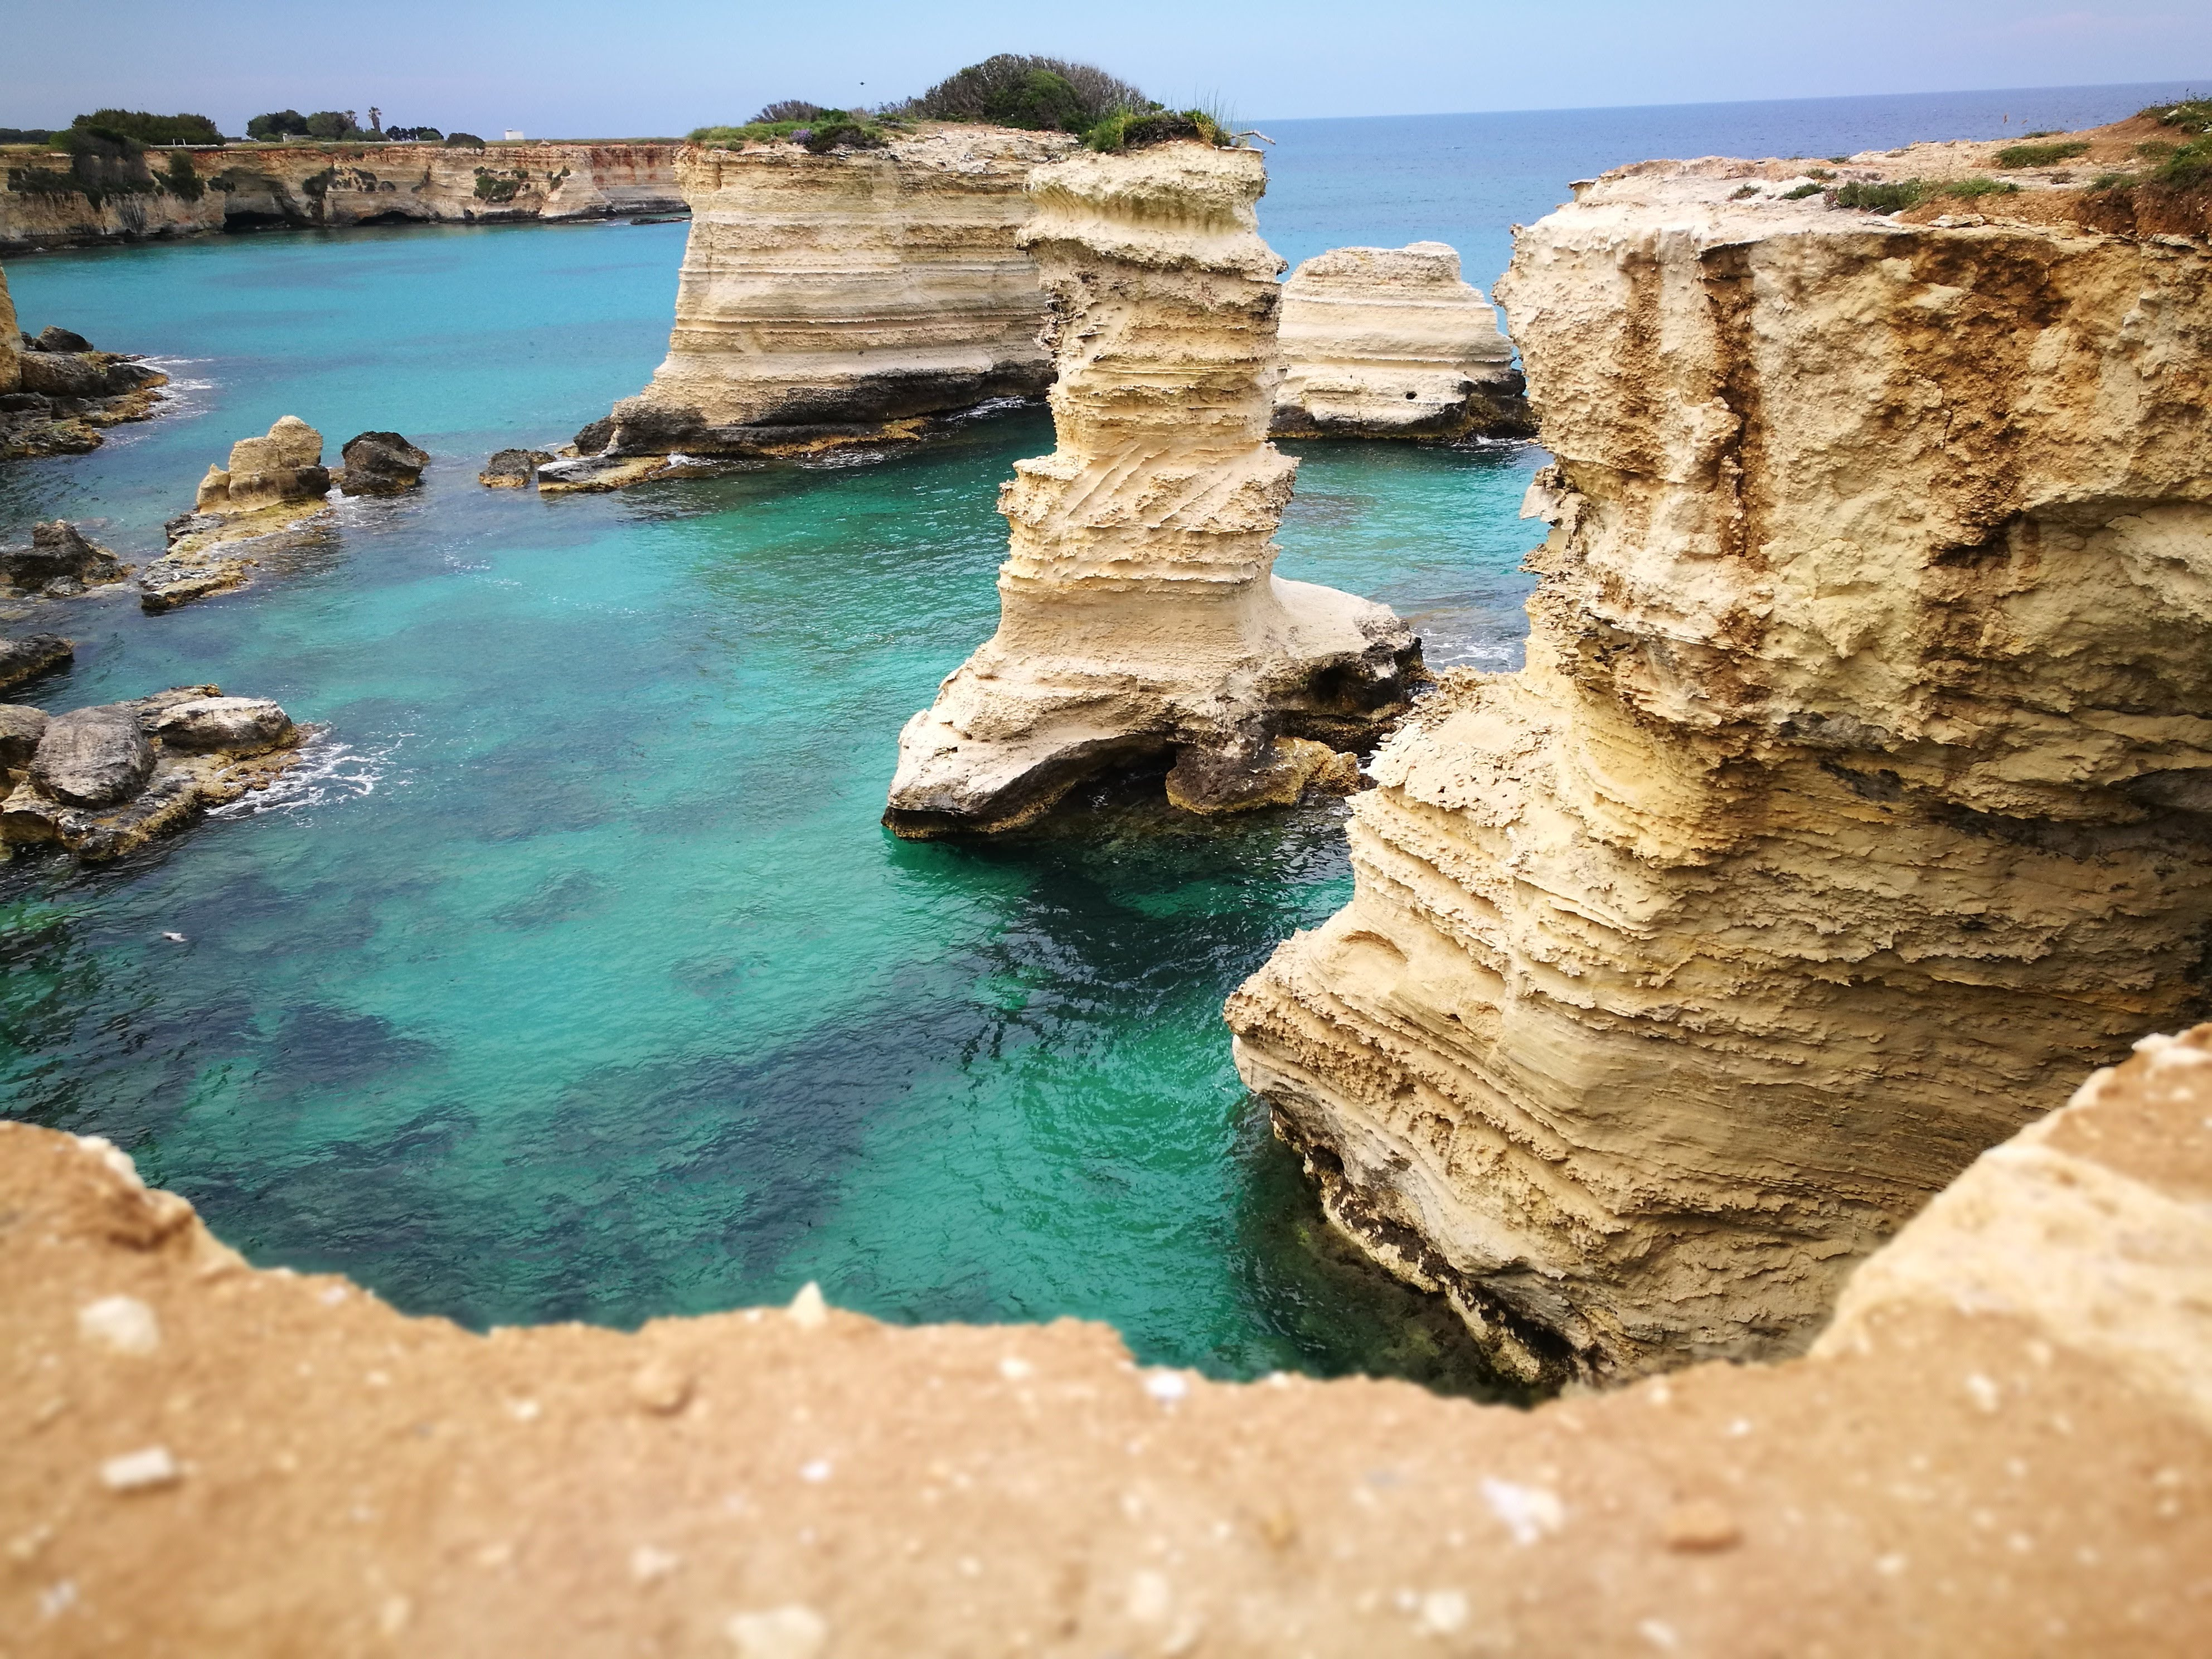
<box><xmin>560</xmin><ymin>128</ymin><xmax>1073</xmax><ymax>483</ymax></box>
<box><xmin>884</xmin><ymin>142</ymin><xmax>1421</xmax><ymax>836</ymax></box>
<box><xmin>1272</xmin><ymin>242</ymin><xmax>1532</xmax><ymax>440</ymax></box>
<box><xmin>1227</xmin><ymin>134</ymin><xmax>2212</xmax><ymax>1386</ymax></box>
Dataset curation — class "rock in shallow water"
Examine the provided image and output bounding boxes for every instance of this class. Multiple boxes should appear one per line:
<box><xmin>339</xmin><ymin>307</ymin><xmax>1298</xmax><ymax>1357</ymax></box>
<box><xmin>150</xmin><ymin>696</ymin><xmax>295</xmax><ymax>754</ymax></box>
<box><xmin>31</xmin><ymin>705</ymin><xmax>154</xmax><ymax>808</ymax></box>
<box><xmin>478</xmin><ymin>448</ymin><xmax>554</xmax><ymax>488</ymax></box>
<box><xmin>1</xmin><ymin>521</ymin><xmax>126</xmax><ymax>597</ymax></box>
<box><xmin>0</xmin><ymin>633</ymin><xmax>72</xmax><ymax>692</ymax></box>
<box><xmin>0</xmin><ymin>704</ymin><xmax>48</xmax><ymax>772</ymax></box>
<box><xmin>336</xmin><ymin>430</ymin><xmax>429</xmax><ymax>496</ymax></box>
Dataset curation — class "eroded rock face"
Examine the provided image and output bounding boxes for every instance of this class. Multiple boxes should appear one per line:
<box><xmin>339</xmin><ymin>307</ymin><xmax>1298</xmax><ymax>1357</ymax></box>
<box><xmin>335</xmin><ymin>430</ymin><xmax>428</xmax><ymax>495</ymax></box>
<box><xmin>147</xmin><ymin>416</ymin><xmax>335</xmax><ymax>612</ymax></box>
<box><xmin>1228</xmin><ymin>158</ymin><xmax>2212</xmax><ymax>1386</ymax></box>
<box><xmin>589</xmin><ymin>129</ymin><xmax>1071</xmax><ymax>463</ymax></box>
<box><xmin>1</xmin><ymin>521</ymin><xmax>127</xmax><ymax>597</ymax></box>
<box><xmin>478</xmin><ymin>447</ymin><xmax>551</xmax><ymax>488</ymax></box>
<box><xmin>884</xmin><ymin>143</ymin><xmax>1420</xmax><ymax>836</ymax></box>
<box><xmin>0</xmin><ymin>257</ymin><xmax>169</xmax><ymax>460</ymax></box>
<box><xmin>1</xmin><ymin>1030</ymin><xmax>2206</xmax><ymax>1651</ymax></box>
<box><xmin>1</xmin><ymin>685</ymin><xmax>303</xmax><ymax>859</ymax></box>
<box><xmin>196</xmin><ymin>414</ymin><xmax>328</xmax><ymax>514</ymax></box>
<box><xmin>1272</xmin><ymin>242</ymin><xmax>1532</xmax><ymax>440</ymax></box>
<box><xmin>0</xmin><ymin>633</ymin><xmax>72</xmax><ymax>692</ymax></box>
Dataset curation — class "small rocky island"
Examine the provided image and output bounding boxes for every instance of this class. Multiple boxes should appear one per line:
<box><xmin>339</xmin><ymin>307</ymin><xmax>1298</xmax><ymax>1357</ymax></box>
<box><xmin>0</xmin><ymin>682</ymin><xmax>303</xmax><ymax>860</ymax></box>
<box><xmin>1</xmin><ymin>520</ymin><xmax>130</xmax><ymax>601</ymax></box>
<box><xmin>0</xmin><ymin>262</ymin><xmax>168</xmax><ymax>460</ymax></box>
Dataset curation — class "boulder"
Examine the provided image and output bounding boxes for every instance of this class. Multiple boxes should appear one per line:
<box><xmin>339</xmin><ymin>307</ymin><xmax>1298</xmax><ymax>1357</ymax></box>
<box><xmin>2</xmin><ymin>522</ymin><xmax>125</xmax><ymax>595</ymax></box>
<box><xmin>571</xmin><ymin>418</ymin><xmax>615</xmax><ymax>456</ymax></box>
<box><xmin>0</xmin><ymin>705</ymin><xmax>47</xmax><ymax>773</ymax></box>
<box><xmin>17</xmin><ymin>352</ymin><xmax>113</xmax><ymax>400</ymax></box>
<box><xmin>479</xmin><ymin>448</ymin><xmax>554</xmax><ymax>487</ymax></box>
<box><xmin>0</xmin><ymin>633</ymin><xmax>72</xmax><ymax>691</ymax></box>
<box><xmin>30</xmin><ymin>705</ymin><xmax>155</xmax><ymax>808</ymax></box>
<box><xmin>335</xmin><ymin>430</ymin><xmax>428</xmax><ymax>495</ymax></box>
<box><xmin>150</xmin><ymin>696</ymin><xmax>295</xmax><ymax>754</ymax></box>
<box><xmin>198</xmin><ymin>416</ymin><xmax>329</xmax><ymax>515</ymax></box>
<box><xmin>36</xmin><ymin>326</ymin><xmax>93</xmax><ymax>353</ymax></box>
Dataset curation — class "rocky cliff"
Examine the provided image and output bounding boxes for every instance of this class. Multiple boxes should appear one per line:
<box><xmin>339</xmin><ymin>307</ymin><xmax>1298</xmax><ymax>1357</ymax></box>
<box><xmin>884</xmin><ymin>142</ymin><xmax>1420</xmax><ymax>836</ymax></box>
<box><xmin>3</xmin><ymin>1027</ymin><xmax>2207</xmax><ymax>1651</ymax></box>
<box><xmin>576</xmin><ymin>128</ymin><xmax>1071</xmax><ymax>466</ymax></box>
<box><xmin>0</xmin><ymin>142</ymin><xmax>683</xmax><ymax>251</ymax></box>
<box><xmin>1272</xmin><ymin>242</ymin><xmax>1532</xmax><ymax>440</ymax></box>
<box><xmin>1227</xmin><ymin>151</ymin><xmax>2212</xmax><ymax>1386</ymax></box>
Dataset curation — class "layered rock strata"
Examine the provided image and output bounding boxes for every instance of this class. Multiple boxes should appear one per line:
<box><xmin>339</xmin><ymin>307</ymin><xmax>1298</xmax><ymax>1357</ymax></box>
<box><xmin>1272</xmin><ymin>242</ymin><xmax>1532</xmax><ymax>440</ymax></box>
<box><xmin>0</xmin><ymin>264</ymin><xmax>168</xmax><ymax>460</ymax></box>
<box><xmin>0</xmin><ymin>631</ymin><xmax>71</xmax><ymax>692</ymax></box>
<box><xmin>1228</xmin><ymin>157</ymin><xmax>2212</xmax><ymax>1386</ymax></box>
<box><xmin>0</xmin><ymin>142</ymin><xmax>684</xmax><ymax>253</ymax></box>
<box><xmin>885</xmin><ymin>143</ymin><xmax>1420</xmax><ymax>836</ymax></box>
<box><xmin>3</xmin><ymin>1031</ymin><xmax>2208</xmax><ymax>1651</ymax></box>
<box><xmin>0</xmin><ymin>684</ymin><xmax>300</xmax><ymax>860</ymax></box>
<box><xmin>145</xmin><ymin>416</ymin><xmax>333</xmax><ymax>611</ymax></box>
<box><xmin>575</xmin><ymin>128</ymin><xmax>1073</xmax><ymax>475</ymax></box>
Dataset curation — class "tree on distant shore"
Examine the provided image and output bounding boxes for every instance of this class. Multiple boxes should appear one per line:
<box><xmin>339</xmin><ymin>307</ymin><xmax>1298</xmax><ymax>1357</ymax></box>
<box><xmin>305</xmin><ymin>110</ymin><xmax>362</xmax><ymax>140</ymax></box>
<box><xmin>246</xmin><ymin>109</ymin><xmax>311</xmax><ymax>140</ymax></box>
<box><xmin>71</xmin><ymin>109</ymin><xmax>225</xmax><ymax>146</ymax></box>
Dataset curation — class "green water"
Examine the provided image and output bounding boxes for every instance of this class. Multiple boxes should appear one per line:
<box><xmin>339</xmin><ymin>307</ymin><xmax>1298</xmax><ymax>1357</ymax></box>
<box><xmin>0</xmin><ymin>223</ymin><xmax>1541</xmax><ymax>1394</ymax></box>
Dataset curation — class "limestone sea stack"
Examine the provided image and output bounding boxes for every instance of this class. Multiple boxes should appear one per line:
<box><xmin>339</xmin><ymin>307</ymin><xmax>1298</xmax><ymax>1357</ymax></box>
<box><xmin>556</xmin><ymin>128</ymin><xmax>1073</xmax><ymax>487</ymax></box>
<box><xmin>143</xmin><ymin>416</ymin><xmax>333</xmax><ymax>612</ymax></box>
<box><xmin>1272</xmin><ymin>242</ymin><xmax>1532</xmax><ymax>440</ymax></box>
<box><xmin>1227</xmin><ymin>154</ymin><xmax>2212</xmax><ymax>1387</ymax></box>
<box><xmin>883</xmin><ymin>142</ymin><xmax>1422</xmax><ymax>836</ymax></box>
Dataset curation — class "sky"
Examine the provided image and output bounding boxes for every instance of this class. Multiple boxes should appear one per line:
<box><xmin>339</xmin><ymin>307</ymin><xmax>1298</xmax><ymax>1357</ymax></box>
<box><xmin>2</xmin><ymin>0</ymin><xmax>2207</xmax><ymax>137</ymax></box>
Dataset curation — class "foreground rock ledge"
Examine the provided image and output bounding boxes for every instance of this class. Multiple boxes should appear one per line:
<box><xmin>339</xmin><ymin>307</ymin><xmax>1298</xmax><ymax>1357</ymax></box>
<box><xmin>1228</xmin><ymin>137</ymin><xmax>2212</xmax><ymax>1387</ymax></box>
<box><xmin>884</xmin><ymin>142</ymin><xmax>1419</xmax><ymax>835</ymax></box>
<box><xmin>4</xmin><ymin>1030</ymin><xmax>2209</xmax><ymax>1652</ymax></box>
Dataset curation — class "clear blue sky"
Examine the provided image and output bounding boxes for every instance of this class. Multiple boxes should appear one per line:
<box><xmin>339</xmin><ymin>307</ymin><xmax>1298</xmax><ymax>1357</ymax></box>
<box><xmin>4</xmin><ymin>0</ymin><xmax>2206</xmax><ymax>137</ymax></box>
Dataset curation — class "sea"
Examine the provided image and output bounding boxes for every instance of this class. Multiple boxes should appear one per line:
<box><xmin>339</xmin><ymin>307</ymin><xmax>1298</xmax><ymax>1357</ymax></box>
<box><xmin>0</xmin><ymin>80</ymin><xmax>2193</xmax><ymax>1396</ymax></box>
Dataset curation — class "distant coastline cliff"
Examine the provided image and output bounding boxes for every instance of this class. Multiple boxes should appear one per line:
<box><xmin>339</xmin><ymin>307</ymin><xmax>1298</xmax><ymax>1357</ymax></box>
<box><xmin>0</xmin><ymin>141</ymin><xmax>684</xmax><ymax>251</ymax></box>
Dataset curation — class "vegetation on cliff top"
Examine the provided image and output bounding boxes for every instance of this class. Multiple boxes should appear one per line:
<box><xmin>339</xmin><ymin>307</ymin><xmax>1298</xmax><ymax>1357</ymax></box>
<box><xmin>72</xmin><ymin>108</ymin><xmax>224</xmax><ymax>146</ymax></box>
<box><xmin>1993</xmin><ymin>139</ymin><xmax>2089</xmax><ymax>168</ymax></box>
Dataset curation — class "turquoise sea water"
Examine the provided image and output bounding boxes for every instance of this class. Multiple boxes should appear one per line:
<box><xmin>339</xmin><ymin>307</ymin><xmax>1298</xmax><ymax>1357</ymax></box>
<box><xmin>1</xmin><ymin>220</ymin><xmax>1541</xmax><ymax>1394</ymax></box>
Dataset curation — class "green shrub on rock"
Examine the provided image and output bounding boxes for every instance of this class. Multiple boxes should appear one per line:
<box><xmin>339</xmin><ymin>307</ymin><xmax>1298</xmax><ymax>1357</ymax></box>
<box><xmin>1993</xmin><ymin>139</ymin><xmax>2088</xmax><ymax>167</ymax></box>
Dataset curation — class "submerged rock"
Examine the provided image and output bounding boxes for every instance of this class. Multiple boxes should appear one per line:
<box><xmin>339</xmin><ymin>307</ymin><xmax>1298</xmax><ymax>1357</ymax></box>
<box><xmin>479</xmin><ymin>448</ymin><xmax>554</xmax><ymax>488</ymax></box>
<box><xmin>884</xmin><ymin>142</ymin><xmax>1419</xmax><ymax>836</ymax></box>
<box><xmin>0</xmin><ymin>682</ymin><xmax>304</xmax><ymax>860</ymax></box>
<box><xmin>1272</xmin><ymin>243</ymin><xmax>1533</xmax><ymax>440</ymax></box>
<box><xmin>1228</xmin><ymin>145</ymin><xmax>2212</xmax><ymax>1387</ymax></box>
<box><xmin>1</xmin><ymin>521</ymin><xmax>128</xmax><ymax>598</ymax></box>
<box><xmin>335</xmin><ymin>430</ymin><xmax>429</xmax><ymax>496</ymax></box>
<box><xmin>0</xmin><ymin>633</ymin><xmax>72</xmax><ymax>692</ymax></box>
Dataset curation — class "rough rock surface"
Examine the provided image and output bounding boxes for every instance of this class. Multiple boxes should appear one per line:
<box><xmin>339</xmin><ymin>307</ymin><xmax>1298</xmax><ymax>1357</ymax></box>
<box><xmin>0</xmin><ymin>683</ymin><xmax>303</xmax><ymax>860</ymax></box>
<box><xmin>2</xmin><ymin>1030</ymin><xmax>2208</xmax><ymax>1652</ymax></box>
<box><xmin>143</xmin><ymin>417</ymin><xmax>334</xmax><ymax>612</ymax></box>
<box><xmin>0</xmin><ymin>701</ymin><xmax>47</xmax><ymax>770</ymax></box>
<box><xmin>0</xmin><ymin>521</ymin><xmax>127</xmax><ymax>598</ymax></box>
<box><xmin>0</xmin><ymin>632</ymin><xmax>72</xmax><ymax>691</ymax></box>
<box><xmin>1227</xmin><ymin>147</ymin><xmax>2212</xmax><ymax>1386</ymax></box>
<box><xmin>0</xmin><ymin>142</ymin><xmax>685</xmax><ymax>253</ymax></box>
<box><xmin>885</xmin><ymin>143</ymin><xmax>1420</xmax><ymax>836</ymax></box>
<box><xmin>588</xmin><ymin>128</ymin><xmax>1073</xmax><ymax>465</ymax></box>
<box><xmin>478</xmin><ymin>447</ymin><xmax>552</xmax><ymax>488</ymax></box>
<box><xmin>334</xmin><ymin>430</ymin><xmax>428</xmax><ymax>496</ymax></box>
<box><xmin>1272</xmin><ymin>242</ymin><xmax>1532</xmax><ymax>440</ymax></box>
<box><xmin>0</xmin><ymin>259</ymin><xmax>168</xmax><ymax>460</ymax></box>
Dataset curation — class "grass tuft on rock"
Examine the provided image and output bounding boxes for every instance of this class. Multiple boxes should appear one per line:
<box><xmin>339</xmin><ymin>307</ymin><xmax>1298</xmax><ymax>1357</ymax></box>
<box><xmin>2143</xmin><ymin>98</ymin><xmax>2212</xmax><ymax>135</ymax></box>
<box><xmin>1993</xmin><ymin>139</ymin><xmax>2089</xmax><ymax>167</ymax></box>
<box><xmin>1832</xmin><ymin>178</ymin><xmax>1927</xmax><ymax>212</ymax></box>
<box><xmin>1084</xmin><ymin>108</ymin><xmax>1240</xmax><ymax>153</ymax></box>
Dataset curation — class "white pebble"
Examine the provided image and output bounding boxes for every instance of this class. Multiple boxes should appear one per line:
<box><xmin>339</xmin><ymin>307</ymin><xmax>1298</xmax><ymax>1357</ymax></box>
<box><xmin>998</xmin><ymin>1356</ymin><xmax>1034</xmax><ymax>1381</ymax></box>
<box><xmin>1143</xmin><ymin>1371</ymin><xmax>1189</xmax><ymax>1403</ymax></box>
<box><xmin>787</xmin><ymin>1282</ymin><xmax>827</xmax><ymax>1330</ymax></box>
<box><xmin>100</xmin><ymin>1446</ymin><xmax>180</xmax><ymax>1492</ymax></box>
<box><xmin>726</xmin><ymin>1604</ymin><xmax>827</xmax><ymax>1659</ymax></box>
<box><xmin>77</xmin><ymin>1296</ymin><xmax>159</xmax><ymax>1356</ymax></box>
<box><xmin>630</xmin><ymin>1544</ymin><xmax>681</xmax><ymax>1583</ymax></box>
<box><xmin>1127</xmin><ymin>1569</ymin><xmax>1172</xmax><ymax>1622</ymax></box>
<box><xmin>1965</xmin><ymin>1373</ymin><xmax>2001</xmax><ymax>1413</ymax></box>
<box><xmin>799</xmin><ymin>1459</ymin><xmax>832</xmax><ymax>1483</ymax></box>
<box><xmin>1417</xmin><ymin>1589</ymin><xmax>1470</xmax><ymax>1634</ymax></box>
<box><xmin>1479</xmin><ymin>1476</ymin><xmax>1564</xmax><ymax>1545</ymax></box>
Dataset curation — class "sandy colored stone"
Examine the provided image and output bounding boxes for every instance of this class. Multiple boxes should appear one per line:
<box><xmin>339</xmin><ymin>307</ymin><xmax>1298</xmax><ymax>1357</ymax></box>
<box><xmin>593</xmin><ymin>128</ymin><xmax>1072</xmax><ymax>460</ymax></box>
<box><xmin>0</xmin><ymin>259</ymin><xmax>17</xmax><ymax>393</ymax></box>
<box><xmin>885</xmin><ymin>143</ymin><xmax>1420</xmax><ymax>835</ymax></box>
<box><xmin>1273</xmin><ymin>242</ymin><xmax>1531</xmax><ymax>440</ymax></box>
<box><xmin>0</xmin><ymin>142</ymin><xmax>685</xmax><ymax>253</ymax></box>
<box><xmin>1228</xmin><ymin>138</ymin><xmax>2212</xmax><ymax>1386</ymax></box>
<box><xmin>2</xmin><ymin>1031</ymin><xmax>2210</xmax><ymax>1652</ymax></box>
